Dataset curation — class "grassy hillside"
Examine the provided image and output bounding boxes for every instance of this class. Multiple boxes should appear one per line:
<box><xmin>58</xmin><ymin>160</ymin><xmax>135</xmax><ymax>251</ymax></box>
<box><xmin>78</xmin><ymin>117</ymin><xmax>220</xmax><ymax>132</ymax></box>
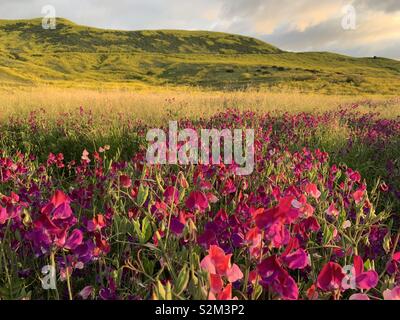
<box><xmin>1</xmin><ymin>18</ymin><xmax>400</xmax><ymax>94</ymax></box>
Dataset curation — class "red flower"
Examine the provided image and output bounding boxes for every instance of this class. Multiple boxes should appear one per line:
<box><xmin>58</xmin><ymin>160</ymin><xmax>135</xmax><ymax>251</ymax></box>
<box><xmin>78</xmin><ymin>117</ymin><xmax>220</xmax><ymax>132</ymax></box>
<box><xmin>87</xmin><ymin>214</ymin><xmax>106</xmax><ymax>232</ymax></box>
<box><xmin>317</xmin><ymin>262</ymin><xmax>345</xmax><ymax>291</ymax></box>
<box><xmin>119</xmin><ymin>175</ymin><xmax>132</xmax><ymax>188</ymax></box>
<box><xmin>209</xmin><ymin>273</ymin><xmax>223</xmax><ymax>294</ymax></box>
<box><xmin>353</xmin><ymin>188</ymin><xmax>365</xmax><ymax>204</ymax></box>
<box><xmin>185</xmin><ymin>191</ymin><xmax>209</xmax><ymax>212</ymax></box>
<box><xmin>200</xmin><ymin>245</ymin><xmax>243</xmax><ymax>283</ymax></box>
<box><xmin>208</xmin><ymin>283</ymin><xmax>237</xmax><ymax>300</ymax></box>
<box><xmin>255</xmin><ymin>196</ymin><xmax>300</xmax><ymax>230</ymax></box>
<box><xmin>305</xmin><ymin>183</ymin><xmax>321</xmax><ymax>199</ymax></box>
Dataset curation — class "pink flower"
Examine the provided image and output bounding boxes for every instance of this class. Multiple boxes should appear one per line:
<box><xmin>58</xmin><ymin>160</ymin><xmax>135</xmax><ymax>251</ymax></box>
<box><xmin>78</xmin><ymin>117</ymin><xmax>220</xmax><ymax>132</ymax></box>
<box><xmin>78</xmin><ymin>286</ymin><xmax>94</xmax><ymax>300</ymax></box>
<box><xmin>305</xmin><ymin>183</ymin><xmax>321</xmax><ymax>199</ymax></box>
<box><xmin>254</xmin><ymin>197</ymin><xmax>300</xmax><ymax>248</ymax></box>
<box><xmin>326</xmin><ymin>203</ymin><xmax>339</xmax><ymax>217</ymax></box>
<box><xmin>383</xmin><ymin>286</ymin><xmax>400</xmax><ymax>300</ymax></box>
<box><xmin>353</xmin><ymin>188</ymin><xmax>365</xmax><ymax>204</ymax></box>
<box><xmin>317</xmin><ymin>262</ymin><xmax>345</xmax><ymax>291</ymax></box>
<box><xmin>0</xmin><ymin>206</ymin><xmax>8</xmax><ymax>225</ymax></box>
<box><xmin>353</xmin><ymin>255</ymin><xmax>379</xmax><ymax>290</ymax></box>
<box><xmin>81</xmin><ymin>149</ymin><xmax>90</xmax><ymax>163</ymax></box>
<box><xmin>200</xmin><ymin>245</ymin><xmax>243</xmax><ymax>283</ymax></box>
<box><xmin>349</xmin><ymin>293</ymin><xmax>370</xmax><ymax>300</ymax></box>
<box><xmin>185</xmin><ymin>191</ymin><xmax>209</xmax><ymax>212</ymax></box>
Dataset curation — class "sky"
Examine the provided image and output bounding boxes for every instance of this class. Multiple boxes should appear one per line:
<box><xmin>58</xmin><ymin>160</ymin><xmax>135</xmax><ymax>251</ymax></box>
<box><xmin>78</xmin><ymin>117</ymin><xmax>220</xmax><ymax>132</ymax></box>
<box><xmin>1</xmin><ymin>0</ymin><xmax>399</xmax><ymax>59</ymax></box>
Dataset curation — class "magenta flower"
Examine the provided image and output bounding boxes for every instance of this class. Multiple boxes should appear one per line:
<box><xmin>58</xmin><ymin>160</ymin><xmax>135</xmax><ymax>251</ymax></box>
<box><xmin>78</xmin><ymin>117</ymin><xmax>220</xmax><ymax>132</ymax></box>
<box><xmin>64</xmin><ymin>229</ymin><xmax>84</xmax><ymax>250</ymax></box>
<box><xmin>0</xmin><ymin>206</ymin><xmax>8</xmax><ymax>225</ymax></box>
<box><xmin>353</xmin><ymin>255</ymin><xmax>379</xmax><ymax>290</ymax></box>
<box><xmin>185</xmin><ymin>191</ymin><xmax>209</xmax><ymax>212</ymax></box>
<box><xmin>164</xmin><ymin>186</ymin><xmax>179</xmax><ymax>205</ymax></box>
<box><xmin>41</xmin><ymin>190</ymin><xmax>74</xmax><ymax>221</ymax></box>
<box><xmin>257</xmin><ymin>255</ymin><xmax>298</xmax><ymax>300</ymax></box>
<box><xmin>317</xmin><ymin>262</ymin><xmax>345</xmax><ymax>291</ymax></box>
<box><xmin>281</xmin><ymin>238</ymin><xmax>309</xmax><ymax>270</ymax></box>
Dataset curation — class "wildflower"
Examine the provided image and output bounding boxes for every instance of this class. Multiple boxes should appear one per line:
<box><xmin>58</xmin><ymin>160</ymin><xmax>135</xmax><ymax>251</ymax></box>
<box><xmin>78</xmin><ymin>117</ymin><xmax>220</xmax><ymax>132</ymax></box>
<box><xmin>185</xmin><ymin>191</ymin><xmax>209</xmax><ymax>212</ymax></box>
<box><xmin>87</xmin><ymin>214</ymin><xmax>106</xmax><ymax>232</ymax></box>
<box><xmin>281</xmin><ymin>238</ymin><xmax>309</xmax><ymax>270</ymax></box>
<box><xmin>257</xmin><ymin>255</ymin><xmax>298</xmax><ymax>300</ymax></box>
<box><xmin>349</xmin><ymin>293</ymin><xmax>370</xmax><ymax>300</ymax></box>
<box><xmin>163</xmin><ymin>186</ymin><xmax>179</xmax><ymax>205</ymax></box>
<box><xmin>78</xmin><ymin>286</ymin><xmax>94</xmax><ymax>300</ymax></box>
<box><xmin>383</xmin><ymin>286</ymin><xmax>400</xmax><ymax>300</ymax></box>
<box><xmin>317</xmin><ymin>262</ymin><xmax>345</xmax><ymax>291</ymax></box>
<box><xmin>119</xmin><ymin>175</ymin><xmax>132</xmax><ymax>188</ymax></box>
<box><xmin>64</xmin><ymin>229</ymin><xmax>84</xmax><ymax>250</ymax></box>
<box><xmin>326</xmin><ymin>203</ymin><xmax>339</xmax><ymax>217</ymax></box>
<box><xmin>200</xmin><ymin>245</ymin><xmax>243</xmax><ymax>283</ymax></box>
<box><xmin>305</xmin><ymin>183</ymin><xmax>321</xmax><ymax>199</ymax></box>
<box><xmin>353</xmin><ymin>255</ymin><xmax>378</xmax><ymax>290</ymax></box>
<box><xmin>81</xmin><ymin>149</ymin><xmax>91</xmax><ymax>163</ymax></box>
<box><xmin>208</xmin><ymin>283</ymin><xmax>237</xmax><ymax>300</ymax></box>
<box><xmin>353</xmin><ymin>188</ymin><xmax>365</xmax><ymax>204</ymax></box>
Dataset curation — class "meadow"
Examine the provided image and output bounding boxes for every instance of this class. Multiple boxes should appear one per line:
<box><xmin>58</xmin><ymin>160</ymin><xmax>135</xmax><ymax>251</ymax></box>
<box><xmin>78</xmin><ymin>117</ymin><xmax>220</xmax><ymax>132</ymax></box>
<box><xmin>0</xmin><ymin>87</ymin><xmax>399</xmax><ymax>300</ymax></box>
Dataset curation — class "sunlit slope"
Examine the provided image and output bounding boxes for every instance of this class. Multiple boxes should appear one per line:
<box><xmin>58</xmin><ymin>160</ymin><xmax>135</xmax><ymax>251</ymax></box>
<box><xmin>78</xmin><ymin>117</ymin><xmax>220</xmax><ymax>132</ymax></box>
<box><xmin>1</xmin><ymin>18</ymin><xmax>400</xmax><ymax>93</ymax></box>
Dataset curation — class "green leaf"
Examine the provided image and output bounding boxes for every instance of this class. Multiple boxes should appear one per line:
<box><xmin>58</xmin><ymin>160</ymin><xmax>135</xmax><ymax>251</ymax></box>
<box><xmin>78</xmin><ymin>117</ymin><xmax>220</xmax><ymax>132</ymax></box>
<box><xmin>175</xmin><ymin>265</ymin><xmax>190</xmax><ymax>295</ymax></box>
<box><xmin>137</xmin><ymin>184</ymin><xmax>149</xmax><ymax>207</ymax></box>
<box><xmin>323</xmin><ymin>224</ymin><xmax>334</xmax><ymax>244</ymax></box>
<box><xmin>141</xmin><ymin>216</ymin><xmax>153</xmax><ymax>243</ymax></box>
<box><xmin>383</xmin><ymin>232</ymin><xmax>392</xmax><ymax>254</ymax></box>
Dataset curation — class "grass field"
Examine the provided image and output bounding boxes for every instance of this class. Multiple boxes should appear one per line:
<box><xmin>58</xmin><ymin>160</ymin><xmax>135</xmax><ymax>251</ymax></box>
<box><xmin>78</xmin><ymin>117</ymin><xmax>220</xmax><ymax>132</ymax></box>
<box><xmin>1</xmin><ymin>87</ymin><xmax>400</xmax><ymax>121</ymax></box>
<box><xmin>1</xmin><ymin>18</ymin><xmax>400</xmax><ymax>94</ymax></box>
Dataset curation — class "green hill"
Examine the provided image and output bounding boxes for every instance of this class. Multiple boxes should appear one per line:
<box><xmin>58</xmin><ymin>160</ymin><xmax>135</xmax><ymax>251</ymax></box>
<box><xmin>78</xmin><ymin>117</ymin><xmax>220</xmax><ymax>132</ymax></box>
<box><xmin>1</xmin><ymin>18</ymin><xmax>400</xmax><ymax>94</ymax></box>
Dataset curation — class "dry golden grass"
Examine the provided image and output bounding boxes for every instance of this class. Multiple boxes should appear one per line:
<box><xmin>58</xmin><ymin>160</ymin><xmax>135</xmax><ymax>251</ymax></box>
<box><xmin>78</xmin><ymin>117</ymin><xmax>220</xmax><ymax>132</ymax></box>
<box><xmin>0</xmin><ymin>86</ymin><xmax>399</xmax><ymax>123</ymax></box>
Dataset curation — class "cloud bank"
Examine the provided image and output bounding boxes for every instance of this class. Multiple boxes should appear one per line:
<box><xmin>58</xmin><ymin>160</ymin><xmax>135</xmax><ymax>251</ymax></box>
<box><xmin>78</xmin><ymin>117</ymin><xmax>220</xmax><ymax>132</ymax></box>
<box><xmin>0</xmin><ymin>0</ymin><xmax>399</xmax><ymax>59</ymax></box>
